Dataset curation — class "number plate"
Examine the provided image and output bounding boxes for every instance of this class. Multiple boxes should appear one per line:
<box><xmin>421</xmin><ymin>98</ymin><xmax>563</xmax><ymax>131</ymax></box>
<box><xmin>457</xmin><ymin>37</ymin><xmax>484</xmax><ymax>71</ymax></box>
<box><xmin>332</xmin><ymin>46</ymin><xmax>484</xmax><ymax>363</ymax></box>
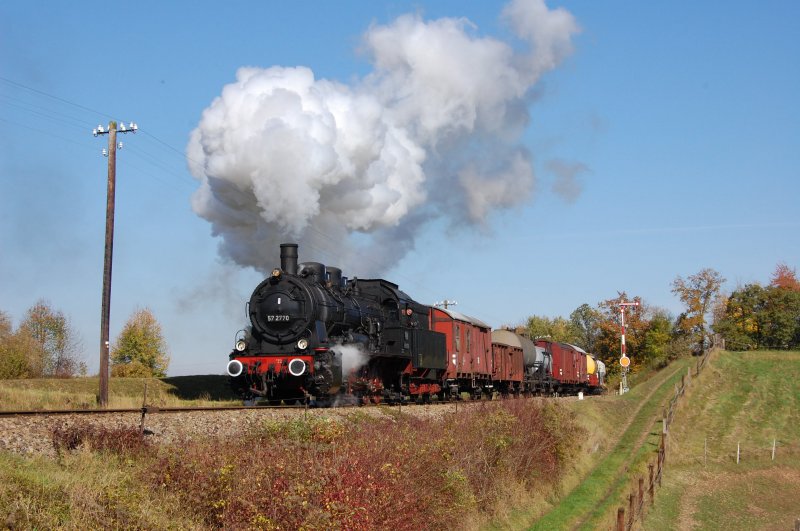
<box><xmin>266</xmin><ymin>315</ymin><xmax>290</xmax><ymax>322</ymax></box>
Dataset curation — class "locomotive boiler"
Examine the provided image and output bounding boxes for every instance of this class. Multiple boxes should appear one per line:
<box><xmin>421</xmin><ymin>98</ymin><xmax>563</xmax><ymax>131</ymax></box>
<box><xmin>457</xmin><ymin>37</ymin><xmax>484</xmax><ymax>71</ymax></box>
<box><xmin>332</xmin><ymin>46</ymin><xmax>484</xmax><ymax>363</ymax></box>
<box><xmin>227</xmin><ymin>243</ymin><xmax>447</xmax><ymax>404</ymax></box>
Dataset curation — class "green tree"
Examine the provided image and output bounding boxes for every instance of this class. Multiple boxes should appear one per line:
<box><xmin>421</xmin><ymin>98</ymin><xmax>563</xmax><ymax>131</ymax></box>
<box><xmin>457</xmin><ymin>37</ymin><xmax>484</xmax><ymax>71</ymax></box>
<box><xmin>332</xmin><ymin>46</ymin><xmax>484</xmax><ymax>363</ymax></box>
<box><xmin>760</xmin><ymin>286</ymin><xmax>800</xmax><ymax>348</ymax></box>
<box><xmin>525</xmin><ymin>315</ymin><xmax>577</xmax><ymax>344</ymax></box>
<box><xmin>569</xmin><ymin>303</ymin><xmax>601</xmax><ymax>353</ymax></box>
<box><xmin>671</xmin><ymin>268</ymin><xmax>725</xmax><ymax>355</ymax></box>
<box><xmin>717</xmin><ymin>283</ymin><xmax>800</xmax><ymax>350</ymax></box>
<box><xmin>111</xmin><ymin>308</ymin><xmax>170</xmax><ymax>377</ymax></box>
<box><xmin>18</xmin><ymin>300</ymin><xmax>85</xmax><ymax>377</ymax></box>
<box><xmin>713</xmin><ymin>284</ymin><xmax>764</xmax><ymax>350</ymax></box>
<box><xmin>641</xmin><ymin>308</ymin><xmax>674</xmax><ymax>368</ymax></box>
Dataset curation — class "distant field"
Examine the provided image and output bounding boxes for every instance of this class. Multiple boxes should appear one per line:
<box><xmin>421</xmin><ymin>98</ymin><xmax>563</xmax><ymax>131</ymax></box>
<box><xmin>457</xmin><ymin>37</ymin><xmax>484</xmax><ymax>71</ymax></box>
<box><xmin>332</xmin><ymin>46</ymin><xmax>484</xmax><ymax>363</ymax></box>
<box><xmin>644</xmin><ymin>350</ymin><xmax>800</xmax><ymax>530</ymax></box>
<box><xmin>0</xmin><ymin>375</ymin><xmax>239</xmax><ymax>410</ymax></box>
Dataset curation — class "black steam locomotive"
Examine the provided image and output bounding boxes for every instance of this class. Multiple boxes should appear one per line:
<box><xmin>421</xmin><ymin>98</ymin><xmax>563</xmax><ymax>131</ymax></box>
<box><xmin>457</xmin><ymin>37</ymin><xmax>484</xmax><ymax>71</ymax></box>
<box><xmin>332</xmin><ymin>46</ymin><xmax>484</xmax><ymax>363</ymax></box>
<box><xmin>227</xmin><ymin>243</ymin><xmax>447</xmax><ymax>404</ymax></box>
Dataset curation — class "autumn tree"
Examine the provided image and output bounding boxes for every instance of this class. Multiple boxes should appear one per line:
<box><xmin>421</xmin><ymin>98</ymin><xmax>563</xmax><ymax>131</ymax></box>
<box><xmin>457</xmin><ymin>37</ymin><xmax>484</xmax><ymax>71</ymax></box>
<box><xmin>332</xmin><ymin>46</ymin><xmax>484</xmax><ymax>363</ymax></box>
<box><xmin>671</xmin><ymin>268</ymin><xmax>725</xmax><ymax>355</ymax></box>
<box><xmin>593</xmin><ymin>293</ymin><xmax>648</xmax><ymax>372</ymax></box>
<box><xmin>0</xmin><ymin>311</ymin><xmax>34</xmax><ymax>379</ymax></box>
<box><xmin>18</xmin><ymin>300</ymin><xmax>86</xmax><ymax>377</ymax></box>
<box><xmin>770</xmin><ymin>262</ymin><xmax>800</xmax><ymax>292</ymax></box>
<box><xmin>111</xmin><ymin>308</ymin><xmax>170</xmax><ymax>378</ymax></box>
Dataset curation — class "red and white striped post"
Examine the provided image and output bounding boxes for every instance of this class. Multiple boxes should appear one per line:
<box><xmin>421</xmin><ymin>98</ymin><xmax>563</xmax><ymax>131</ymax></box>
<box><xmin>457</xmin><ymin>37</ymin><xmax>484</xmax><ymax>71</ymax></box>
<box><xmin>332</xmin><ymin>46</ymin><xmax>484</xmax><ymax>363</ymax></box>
<box><xmin>618</xmin><ymin>299</ymin><xmax>639</xmax><ymax>394</ymax></box>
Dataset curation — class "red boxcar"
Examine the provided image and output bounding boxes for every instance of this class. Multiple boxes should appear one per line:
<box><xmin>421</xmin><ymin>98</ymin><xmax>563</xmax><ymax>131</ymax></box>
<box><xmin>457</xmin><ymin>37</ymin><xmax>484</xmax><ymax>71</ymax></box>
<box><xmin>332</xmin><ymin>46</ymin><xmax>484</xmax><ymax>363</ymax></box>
<box><xmin>490</xmin><ymin>330</ymin><xmax>524</xmax><ymax>395</ymax></box>
<box><xmin>430</xmin><ymin>307</ymin><xmax>492</xmax><ymax>396</ymax></box>
<box><xmin>536</xmin><ymin>340</ymin><xmax>586</xmax><ymax>392</ymax></box>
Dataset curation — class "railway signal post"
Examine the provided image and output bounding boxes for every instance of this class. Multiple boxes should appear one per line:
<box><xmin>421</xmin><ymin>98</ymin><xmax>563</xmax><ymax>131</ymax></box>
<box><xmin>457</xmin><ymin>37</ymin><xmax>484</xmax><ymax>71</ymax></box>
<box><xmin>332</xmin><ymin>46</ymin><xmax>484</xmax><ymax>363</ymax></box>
<box><xmin>93</xmin><ymin>120</ymin><xmax>137</xmax><ymax>407</ymax></box>
<box><xmin>617</xmin><ymin>299</ymin><xmax>639</xmax><ymax>394</ymax></box>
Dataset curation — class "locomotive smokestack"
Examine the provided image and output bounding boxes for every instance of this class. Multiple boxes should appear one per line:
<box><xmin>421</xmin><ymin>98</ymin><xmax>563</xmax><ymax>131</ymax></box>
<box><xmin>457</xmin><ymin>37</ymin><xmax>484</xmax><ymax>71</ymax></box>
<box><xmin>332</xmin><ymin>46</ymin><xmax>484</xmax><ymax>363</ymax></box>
<box><xmin>280</xmin><ymin>243</ymin><xmax>299</xmax><ymax>275</ymax></box>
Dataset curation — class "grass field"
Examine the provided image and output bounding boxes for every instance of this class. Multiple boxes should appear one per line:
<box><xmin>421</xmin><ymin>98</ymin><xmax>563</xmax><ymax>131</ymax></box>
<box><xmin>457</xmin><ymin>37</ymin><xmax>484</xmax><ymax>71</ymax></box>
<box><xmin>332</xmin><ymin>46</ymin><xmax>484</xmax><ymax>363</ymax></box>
<box><xmin>644</xmin><ymin>350</ymin><xmax>800</xmax><ymax>530</ymax></box>
<box><xmin>0</xmin><ymin>375</ymin><xmax>239</xmax><ymax>410</ymax></box>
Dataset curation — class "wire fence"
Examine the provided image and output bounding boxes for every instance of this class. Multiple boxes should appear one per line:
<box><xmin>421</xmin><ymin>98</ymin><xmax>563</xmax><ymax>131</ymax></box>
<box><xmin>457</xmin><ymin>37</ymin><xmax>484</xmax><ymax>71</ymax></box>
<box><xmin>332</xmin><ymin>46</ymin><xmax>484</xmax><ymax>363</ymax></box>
<box><xmin>697</xmin><ymin>438</ymin><xmax>800</xmax><ymax>465</ymax></box>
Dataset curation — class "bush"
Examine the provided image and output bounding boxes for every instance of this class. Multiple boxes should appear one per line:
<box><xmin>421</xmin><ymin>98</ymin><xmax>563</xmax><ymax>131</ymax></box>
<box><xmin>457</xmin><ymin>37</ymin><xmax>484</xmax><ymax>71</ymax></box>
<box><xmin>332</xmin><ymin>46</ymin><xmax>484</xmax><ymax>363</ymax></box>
<box><xmin>147</xmin><ymin>401</ymin><xmax>584</xmax><ymax>529</ymax></box>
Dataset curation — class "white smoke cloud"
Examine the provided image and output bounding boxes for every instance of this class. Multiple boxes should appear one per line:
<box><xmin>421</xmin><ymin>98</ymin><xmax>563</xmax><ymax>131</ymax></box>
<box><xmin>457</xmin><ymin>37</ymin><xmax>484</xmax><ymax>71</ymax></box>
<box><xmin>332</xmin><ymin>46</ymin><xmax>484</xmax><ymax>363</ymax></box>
<box><xmin>188</xmin><ymin>0</ymin><xmax>580</xmax><ymax>276</ymax></box>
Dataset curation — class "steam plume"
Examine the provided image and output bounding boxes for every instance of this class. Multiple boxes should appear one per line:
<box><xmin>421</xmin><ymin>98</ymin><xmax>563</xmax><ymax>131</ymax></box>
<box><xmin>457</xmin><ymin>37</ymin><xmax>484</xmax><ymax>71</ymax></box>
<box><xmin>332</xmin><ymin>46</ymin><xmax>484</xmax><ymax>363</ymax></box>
<box><xmin>188</xmin><ymin>0</ymin><xmax>579</xmax><ymax>275</ymax></box>
<box><xmin>330</xmin><ymin>343</ymin><xmax>369</xmax><ymax>375</ymax></box>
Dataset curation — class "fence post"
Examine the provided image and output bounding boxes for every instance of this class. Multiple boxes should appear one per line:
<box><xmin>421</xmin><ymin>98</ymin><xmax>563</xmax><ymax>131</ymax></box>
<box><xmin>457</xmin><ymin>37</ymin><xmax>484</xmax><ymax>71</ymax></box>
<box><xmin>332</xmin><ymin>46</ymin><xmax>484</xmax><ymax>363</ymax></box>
<box><xmin>658</xmin><ymin>434</ymin><xmax>665</xmax><ymax>487</ymax></box>
<box><xmin>616</xmin><ymin>508</ymin><xmax>625</xmax><ymax>531</ymax></box>
<box><xmin>648</xmin><ymin>463</ymin><xmax>655</xmax><ymax>505</ymax></box>
<box><xmin>772</xmin><ymin>439</ymin><xmax>776</xmax><ymax>460</ymax></box>
<box><xmin>737</xmin><ymin>442</ymin><xmax>740</xmax><ymax>464</ymax></box>
<box><xmin>704</xmin><ymin>437</ymin><xmax>707</xmax><ymax>466</ymax></box>
<box><xmin>638</xmin><ymin>477</ymin><xmax>644</xmax><ymax>516</ymax></box>
<box><xmin>628</xmin><ymin>493</ymin><xmax>635</xmax><ymax>529</ymax></box>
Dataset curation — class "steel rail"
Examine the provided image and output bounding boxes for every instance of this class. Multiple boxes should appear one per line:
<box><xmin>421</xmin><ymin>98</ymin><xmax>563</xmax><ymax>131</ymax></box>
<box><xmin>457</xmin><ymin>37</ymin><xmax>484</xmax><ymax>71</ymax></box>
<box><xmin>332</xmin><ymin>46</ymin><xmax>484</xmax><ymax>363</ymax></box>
<box><xmin>0</xmin><ymin>405</ymin><xmax>300</xmax><ymax>418</ymax></box>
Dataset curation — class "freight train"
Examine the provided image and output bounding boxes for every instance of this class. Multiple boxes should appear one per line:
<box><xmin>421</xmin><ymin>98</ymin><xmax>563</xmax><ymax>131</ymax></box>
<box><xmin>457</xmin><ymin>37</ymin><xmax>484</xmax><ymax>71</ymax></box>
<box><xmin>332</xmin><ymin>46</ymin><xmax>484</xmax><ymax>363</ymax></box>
<box><xmin>226</xmin><ymin>243</ymin><xmax>606</xmax><ymax>404</ymax></box>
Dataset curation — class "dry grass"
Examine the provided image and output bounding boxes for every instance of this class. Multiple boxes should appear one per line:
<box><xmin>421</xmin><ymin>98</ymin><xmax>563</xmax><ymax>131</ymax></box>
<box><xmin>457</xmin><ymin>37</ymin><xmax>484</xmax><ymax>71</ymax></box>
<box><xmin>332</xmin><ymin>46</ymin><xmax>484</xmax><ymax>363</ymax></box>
<box><xmin>0</xmin><ymin>375</ymin><xmax>239</xmax><ymax>410</ymax></box>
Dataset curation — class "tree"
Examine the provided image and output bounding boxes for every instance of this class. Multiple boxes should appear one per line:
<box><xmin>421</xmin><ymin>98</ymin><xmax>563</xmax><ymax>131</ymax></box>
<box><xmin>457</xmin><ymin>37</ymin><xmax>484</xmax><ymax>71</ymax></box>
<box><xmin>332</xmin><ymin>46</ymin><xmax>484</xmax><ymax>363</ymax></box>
<box><xmin>525</xmin><ymin>315</ymin><xmax>577</xmax><ymax>344</ymax></box>
<box><xmin>712</xmin><ymin>284</ymin><xmax>762</xmax><ymax>350</ymax></box>
<box><xmin>671</xmin><ymin>269</ymin><xmax>725</xmax><ymax>355</ymax></box>
<box><xmin>18</xmin><ymin>300</ymin><xmax>86</xmax><ymax>377</ymax></box>
<box><xmin>569</xmin><ymin>303</ymin><xmax>601</xmax><ymax>353</ymax></box>
<box><xmin>714</xmin><ymin>283</ymin><xmax>800</xmax><ymax>350</ymax></box>
<box><xmin>0</xmin><ymin>311</ymin><xmax>32</xmax><ymax>379</ymax></box>
<box><xmin>641</xmin><ymin>308</ymin><xmax>674</xmax><ymax>368</ymax></box>
<box><xmin>111</xmin><ymin>308</ymin><xmax>170</xmax><ymax>378</ymax></box>
<box><xmin>770</xmin><ymin>262</ymin><xmax>800</xmax><ymax>292</ymax></box>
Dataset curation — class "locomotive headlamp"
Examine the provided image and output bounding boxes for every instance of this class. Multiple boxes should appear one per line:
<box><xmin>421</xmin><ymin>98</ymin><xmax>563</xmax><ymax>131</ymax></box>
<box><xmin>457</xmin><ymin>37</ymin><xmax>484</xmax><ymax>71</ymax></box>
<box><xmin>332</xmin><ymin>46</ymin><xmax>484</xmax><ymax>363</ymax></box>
<box><xmin>271</xmin><ymin>268</ymin><xmax>282</xmax><ymax>279</ymax></box>
<box><xmin>226</xmin><ymin>359</ymin><xmax>244</xmax><ymax>378</ymax></box>
<box><xmin>288</xmin><ymin>358</ymin><xmax>307</xmax><ymax>377</ymax></box>
<box><xmin>235</xmin><ymin>339</ymin><xmax>247</xmax><ymax>352</ymax></box>
<box><xmin>297</xmin><ymin>338</ymin><xmax>308</xmax><ymax>350</ymax></box>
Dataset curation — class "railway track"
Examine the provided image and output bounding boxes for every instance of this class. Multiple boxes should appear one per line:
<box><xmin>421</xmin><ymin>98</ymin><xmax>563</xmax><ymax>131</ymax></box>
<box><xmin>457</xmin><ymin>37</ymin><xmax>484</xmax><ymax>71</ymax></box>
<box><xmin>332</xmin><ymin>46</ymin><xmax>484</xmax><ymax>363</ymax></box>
<box><xmin>0</xmin><ymin>392</ymin><xmax>590</xmax><ymax>418</ymax></box>
<box><xmin>0</xmin><ymin>405</ymin><xmax>293</xmax><ymax>418</ymax></box>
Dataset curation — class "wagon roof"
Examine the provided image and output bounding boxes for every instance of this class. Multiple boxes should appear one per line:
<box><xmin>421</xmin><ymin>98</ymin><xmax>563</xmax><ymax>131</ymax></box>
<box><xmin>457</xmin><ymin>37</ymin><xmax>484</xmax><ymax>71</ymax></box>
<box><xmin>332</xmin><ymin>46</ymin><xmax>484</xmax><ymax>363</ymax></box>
<box><xmin>433</xmin><ymin>306</ymin><xmax>491</xmax><ymax>329</ymax></box>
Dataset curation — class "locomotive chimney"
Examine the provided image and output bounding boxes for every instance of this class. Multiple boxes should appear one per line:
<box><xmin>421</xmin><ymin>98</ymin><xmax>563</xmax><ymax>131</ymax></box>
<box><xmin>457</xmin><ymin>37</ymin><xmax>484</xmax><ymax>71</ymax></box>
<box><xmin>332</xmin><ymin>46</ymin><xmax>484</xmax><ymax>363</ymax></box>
<box><xmin>280</xmin><ymin>243</ymin><xmax>299</xmax><ymax>275</ymax></box>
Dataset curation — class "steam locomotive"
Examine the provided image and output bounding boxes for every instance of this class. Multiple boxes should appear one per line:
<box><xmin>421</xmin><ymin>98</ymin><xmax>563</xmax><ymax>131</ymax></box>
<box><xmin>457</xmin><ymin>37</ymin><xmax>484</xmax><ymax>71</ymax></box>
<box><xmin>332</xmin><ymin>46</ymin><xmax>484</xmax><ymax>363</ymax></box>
<box><xmin>226</xmin><ymin>243</ymin><xmax>605</xmax><ymax>404</ymax></box>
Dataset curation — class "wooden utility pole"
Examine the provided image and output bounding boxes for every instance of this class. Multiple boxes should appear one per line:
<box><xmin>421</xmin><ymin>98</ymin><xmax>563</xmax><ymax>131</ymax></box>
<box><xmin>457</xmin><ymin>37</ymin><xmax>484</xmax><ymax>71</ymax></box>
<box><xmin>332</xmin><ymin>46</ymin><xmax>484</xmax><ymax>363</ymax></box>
<box><xmin>93</xmin><ymin>120</ymin><xmax>137</xmax><ymax>407</ymax></box>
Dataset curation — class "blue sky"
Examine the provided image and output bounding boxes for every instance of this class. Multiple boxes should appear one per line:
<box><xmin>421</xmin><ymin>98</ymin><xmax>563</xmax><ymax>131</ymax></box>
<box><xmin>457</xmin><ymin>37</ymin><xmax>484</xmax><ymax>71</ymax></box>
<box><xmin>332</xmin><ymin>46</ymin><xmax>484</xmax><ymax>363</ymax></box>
<box><xmin>1</xmin><ymin>1</ymin><xmax>798</xmax><ymax>376</ymax></box>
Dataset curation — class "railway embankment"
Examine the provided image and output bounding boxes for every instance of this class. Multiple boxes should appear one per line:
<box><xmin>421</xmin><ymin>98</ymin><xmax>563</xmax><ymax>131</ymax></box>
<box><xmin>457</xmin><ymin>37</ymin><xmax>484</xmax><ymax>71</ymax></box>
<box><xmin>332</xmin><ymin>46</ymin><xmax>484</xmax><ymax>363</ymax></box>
<box><xmin>516</xmin><ymin>355</ymin><xmax>695</xmax><ymax>530</ymax></box>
